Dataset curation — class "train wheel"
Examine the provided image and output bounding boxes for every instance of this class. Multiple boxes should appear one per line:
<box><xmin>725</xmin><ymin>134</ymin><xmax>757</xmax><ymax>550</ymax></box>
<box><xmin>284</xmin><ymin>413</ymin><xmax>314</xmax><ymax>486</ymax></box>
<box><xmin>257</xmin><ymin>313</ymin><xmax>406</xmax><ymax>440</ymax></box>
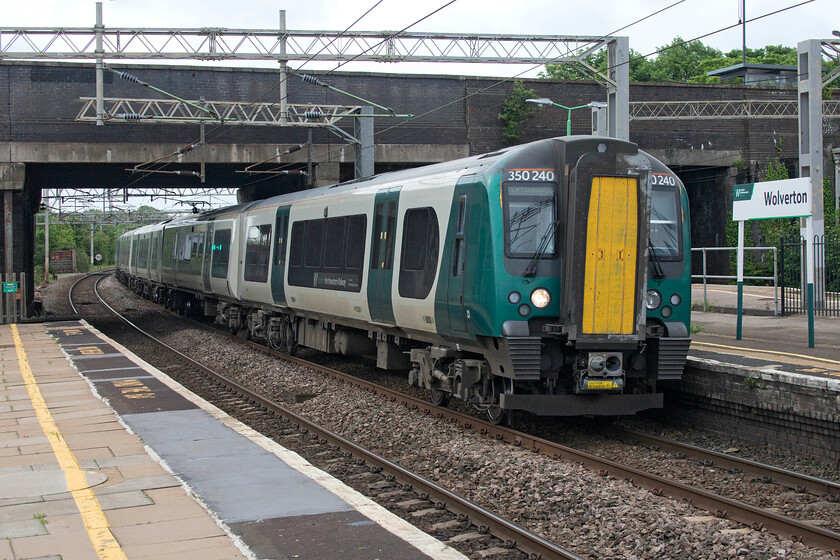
<box><xmin>429</xmin><ymin>388</ymin><xmax>451</xmax><ymax>407</ymax></box>
<box><xmin>486</xmin><ymin>404</ymin><xmax>507</xmax><ymax>426</ymax></box>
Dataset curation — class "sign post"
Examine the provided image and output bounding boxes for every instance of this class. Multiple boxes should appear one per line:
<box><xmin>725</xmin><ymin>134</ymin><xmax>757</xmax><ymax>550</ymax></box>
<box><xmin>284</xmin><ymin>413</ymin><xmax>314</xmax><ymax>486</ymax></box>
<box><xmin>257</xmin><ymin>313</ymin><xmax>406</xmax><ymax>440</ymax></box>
<box><xmin>732</xmin><ymin>177</ymin><xmax>814</xmax><ymax>346</ymax></box>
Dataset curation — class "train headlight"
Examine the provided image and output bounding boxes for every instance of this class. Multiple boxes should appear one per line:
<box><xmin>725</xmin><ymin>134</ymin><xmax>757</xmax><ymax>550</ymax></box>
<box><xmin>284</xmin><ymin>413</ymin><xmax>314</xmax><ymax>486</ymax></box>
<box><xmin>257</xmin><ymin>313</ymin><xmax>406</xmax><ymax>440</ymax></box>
<box><xmin>670</xmin><ymin>294</ymin><xmax>682</xmax><ymax>306</ymax></box>
<box><xmin>645</xmin><ymin>290</ymin><xmax>661</xmax><ymax>310</ymax></box>
<box><xmin>661</xmin><ymin>306</ymin><xmax>673</xmax><ymax>318</ymax></box>
<box><xmin>530</xmin><ymin>288</ymin><xmax>551</xmax><ymax>309</ymax></box>
<box><xmin>508</xmin><ymin>291</ymin><xmax>521</xmax><ymax>304</ymax></box>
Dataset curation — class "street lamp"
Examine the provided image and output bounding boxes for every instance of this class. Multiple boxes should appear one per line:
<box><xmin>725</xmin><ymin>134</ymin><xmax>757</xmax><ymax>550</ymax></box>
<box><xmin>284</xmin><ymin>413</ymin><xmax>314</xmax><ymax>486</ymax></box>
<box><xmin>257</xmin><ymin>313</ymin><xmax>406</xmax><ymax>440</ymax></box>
<box><xmin>526</xmin><ymin>97</ymin><xmax>596</xmax><ymax>136</ymax></box>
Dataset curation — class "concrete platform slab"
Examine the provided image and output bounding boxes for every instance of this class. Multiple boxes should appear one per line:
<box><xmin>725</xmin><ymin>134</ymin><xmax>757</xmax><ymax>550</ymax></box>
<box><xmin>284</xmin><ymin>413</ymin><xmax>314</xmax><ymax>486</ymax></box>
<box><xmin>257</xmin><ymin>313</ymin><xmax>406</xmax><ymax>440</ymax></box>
<box><xmin>0</xmin><ymin>518</ymin><xmax>48</xmax><ymax>539</ymax></box>
<box><xmin>2</xmin><ymin>318</ymin><xmax>468</xmax><ymax>560</ymax></box>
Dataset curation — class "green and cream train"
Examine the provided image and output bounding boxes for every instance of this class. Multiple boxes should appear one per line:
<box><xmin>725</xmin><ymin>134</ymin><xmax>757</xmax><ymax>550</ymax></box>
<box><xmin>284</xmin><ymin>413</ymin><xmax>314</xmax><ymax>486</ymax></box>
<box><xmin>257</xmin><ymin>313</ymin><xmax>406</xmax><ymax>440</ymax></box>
<box><xmin>116</xmin><ymin>136</ymin><xmax>691</xmax><ymax>422</ymax></box>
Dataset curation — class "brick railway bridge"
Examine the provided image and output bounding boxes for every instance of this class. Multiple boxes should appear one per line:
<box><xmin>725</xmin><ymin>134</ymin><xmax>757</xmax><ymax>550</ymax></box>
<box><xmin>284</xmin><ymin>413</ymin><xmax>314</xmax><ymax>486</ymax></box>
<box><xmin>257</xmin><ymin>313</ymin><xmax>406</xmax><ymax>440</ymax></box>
<box><xmin>1</xmin><ymin>60</ymin><xmax>839</xmax><ymax>312</ymax></box>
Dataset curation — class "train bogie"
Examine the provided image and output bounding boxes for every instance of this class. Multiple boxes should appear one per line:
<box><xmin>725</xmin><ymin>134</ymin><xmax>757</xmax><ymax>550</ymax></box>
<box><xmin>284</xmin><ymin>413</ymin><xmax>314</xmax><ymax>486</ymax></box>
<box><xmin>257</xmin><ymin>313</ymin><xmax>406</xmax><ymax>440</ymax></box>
<box><xmin>116</xmin><ymin>136</ymin><xmax>692</xmax><ymax>420</ymax></box>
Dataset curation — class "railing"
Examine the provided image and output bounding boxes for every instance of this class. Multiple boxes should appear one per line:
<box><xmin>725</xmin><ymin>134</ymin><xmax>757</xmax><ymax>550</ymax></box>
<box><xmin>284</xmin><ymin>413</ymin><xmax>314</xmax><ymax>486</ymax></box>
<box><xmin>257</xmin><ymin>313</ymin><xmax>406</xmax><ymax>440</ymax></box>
<box><xmin>691</xmin><ymin>247</ymin><xmax>778</xmax><ymax>315</ymax></box>
<box><xmin>780</xmin><ymin>235</ymin><xmax>840</xmax><ymax>317</ymax></box>
<box><xmin>1</xmin><ymin>272</ymin><xmax>27</xmax><ymax>324</ymax></box>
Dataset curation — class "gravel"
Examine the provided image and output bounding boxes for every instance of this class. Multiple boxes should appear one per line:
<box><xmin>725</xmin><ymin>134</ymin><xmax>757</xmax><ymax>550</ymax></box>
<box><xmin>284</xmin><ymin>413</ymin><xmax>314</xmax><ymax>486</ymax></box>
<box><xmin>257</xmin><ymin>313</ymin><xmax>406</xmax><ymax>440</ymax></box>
<box><xmin>44</xmin><ymin>273</ymin><xmax>840</xmax><ymax>559</ymax></box>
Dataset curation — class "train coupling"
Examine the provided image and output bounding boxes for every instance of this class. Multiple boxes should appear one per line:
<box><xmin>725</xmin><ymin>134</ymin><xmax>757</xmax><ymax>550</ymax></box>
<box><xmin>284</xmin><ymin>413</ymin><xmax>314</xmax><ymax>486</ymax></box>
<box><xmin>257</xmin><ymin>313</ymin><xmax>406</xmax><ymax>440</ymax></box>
<box><xmin>576</xmin><ymin>352</ymin><xmax>624</xmax><ymax>393</ymax></box>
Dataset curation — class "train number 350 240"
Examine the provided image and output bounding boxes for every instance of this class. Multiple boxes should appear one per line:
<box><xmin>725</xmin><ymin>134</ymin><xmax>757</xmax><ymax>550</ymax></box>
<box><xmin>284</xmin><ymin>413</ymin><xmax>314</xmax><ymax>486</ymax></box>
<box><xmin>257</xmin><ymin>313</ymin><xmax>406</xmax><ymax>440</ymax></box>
<box><xmin>506</xmin><ymin>169</ymin><xmax>556</xmax><ymax>182</ymax></box>
<box><xmin>652</xmin><ymin>173</ymin><xmax>677</xmax><ymax>186</ymax></box>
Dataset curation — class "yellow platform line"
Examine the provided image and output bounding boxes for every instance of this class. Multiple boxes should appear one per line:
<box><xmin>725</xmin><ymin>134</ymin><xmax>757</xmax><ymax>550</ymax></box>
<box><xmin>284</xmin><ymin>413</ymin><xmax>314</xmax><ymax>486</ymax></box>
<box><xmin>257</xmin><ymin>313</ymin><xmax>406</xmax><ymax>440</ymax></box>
<box><xmin>692</xmin><ymin>340</ymin><xmax>840</xmax><ymax>366</ymax></box>
<box><xmin>10</xmin><ymin>324</ymin><xmax>127</xmax><ymax>560</ymax></box>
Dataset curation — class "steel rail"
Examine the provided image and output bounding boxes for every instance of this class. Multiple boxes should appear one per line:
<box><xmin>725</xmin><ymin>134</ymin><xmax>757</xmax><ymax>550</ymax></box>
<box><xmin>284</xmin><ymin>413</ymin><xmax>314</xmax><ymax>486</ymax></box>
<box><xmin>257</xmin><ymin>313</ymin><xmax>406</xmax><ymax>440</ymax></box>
<box><xmin>67</xmin><ymin>269</ymin><xmax>114</xmax><ymax>315</ymax></box>
<box><xmin>610</xmin><ymin>428</ymin><xmax>840</xmax><ymax>501</ymax></box>
<box><xmin>84</xmin><ymin>275</ymin><xmax>582</xmax><ymax>560</ymax></box>
<box><xmin>91</xmin><ymin>274</ymin><xmax>840</xmax><ymax>554</ymax></box>
<box><xmin>203</xmin><ymin>323</ymin><xmax>840</xmax><ymax>554</ymax></box>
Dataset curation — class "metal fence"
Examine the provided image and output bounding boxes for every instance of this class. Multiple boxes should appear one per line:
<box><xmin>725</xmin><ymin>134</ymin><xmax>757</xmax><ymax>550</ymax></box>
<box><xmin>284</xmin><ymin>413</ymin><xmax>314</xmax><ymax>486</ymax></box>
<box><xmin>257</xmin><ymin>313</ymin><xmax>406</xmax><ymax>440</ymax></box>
<box><xmin>691</xmin><ymin>247</ymin><xmax>779</xmax><ymax>315</ymax></box>
<box><xmin>1</xmin><ymin>272</ymin><xmax>27</xmax><ymax>324</ymax></box>
<box><xmin>780</xmin><ymin>234</ymin><xmax>840</xmax><ymax>317</ymax></box>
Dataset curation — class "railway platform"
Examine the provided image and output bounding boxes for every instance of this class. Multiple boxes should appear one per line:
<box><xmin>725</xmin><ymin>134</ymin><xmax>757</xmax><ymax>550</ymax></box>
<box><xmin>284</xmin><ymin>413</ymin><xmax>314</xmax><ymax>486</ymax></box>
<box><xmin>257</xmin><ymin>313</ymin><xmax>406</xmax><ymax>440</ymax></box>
<box><xmin>680</xmin><ymin>284</ymin><xmax>840</xmax><ymax>461</ymax></box>
<box><xmin>0</xmin><ymin>320</ymin><xmax>466</xmax><ymax>560</ymax></box>
<box><xmin>689</xmin><ymin>283</ymin><xmax>840</xmax><ymax>379</ymax></box>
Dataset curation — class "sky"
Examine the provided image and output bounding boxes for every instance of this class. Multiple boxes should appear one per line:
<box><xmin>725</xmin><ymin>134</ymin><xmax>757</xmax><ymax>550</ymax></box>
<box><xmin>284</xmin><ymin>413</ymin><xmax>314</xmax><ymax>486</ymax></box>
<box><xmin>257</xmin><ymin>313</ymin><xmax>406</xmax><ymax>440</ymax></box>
<box><xmin>3</xmin><ymin>0</ymin><xmax>836</xmax><ymax>78</ymax></box>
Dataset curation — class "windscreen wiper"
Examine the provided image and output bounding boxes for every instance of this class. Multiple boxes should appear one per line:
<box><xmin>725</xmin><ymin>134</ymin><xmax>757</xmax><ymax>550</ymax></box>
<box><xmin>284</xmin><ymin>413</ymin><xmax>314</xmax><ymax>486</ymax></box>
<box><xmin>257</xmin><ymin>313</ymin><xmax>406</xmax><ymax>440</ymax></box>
<box><xmin>648</xmin><ymin>238</ymin><xmax>666</xmax><ymax>279</ymax></box>
<box><xmin>524</xmin><ymin>220</ymin><xmax>560</xmax><ymax>277</ymax></box>
<box><xmin>507</xmin><ymin>199</ymin><xmax>551</xmax><ymax>253</ymax></box>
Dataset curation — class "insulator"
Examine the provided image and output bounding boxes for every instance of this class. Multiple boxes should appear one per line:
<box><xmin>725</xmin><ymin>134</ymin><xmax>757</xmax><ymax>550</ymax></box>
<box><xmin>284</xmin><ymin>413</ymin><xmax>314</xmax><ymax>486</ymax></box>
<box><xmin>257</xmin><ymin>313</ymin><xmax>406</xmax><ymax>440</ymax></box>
<box><xmin>284</xmin><ymin>144</ymin><xmax>303</xmax><ymax>154</ymax></box>
<box><xmin>117</xmin><ymin>113</ymin><xmax>144</xmax><ymax>120</ymax></box>
<box><xmin>176</xmin><ymin>144</ymin><xmax>196</xmax><ymax>155</ymax></box>
<box><xmin>303</xmin><ymin>110</ymin><xmax>324</xmax><ymax>120</ymax></box>
<box><xmin>300</xmin><ymin>74</ymin><xmax>326</xmax><ymax>87</ymax></box>
<box><xmin>115</xmin><ymin>70</ymin><xmax>143</xmax><ymax>85</ymax></box>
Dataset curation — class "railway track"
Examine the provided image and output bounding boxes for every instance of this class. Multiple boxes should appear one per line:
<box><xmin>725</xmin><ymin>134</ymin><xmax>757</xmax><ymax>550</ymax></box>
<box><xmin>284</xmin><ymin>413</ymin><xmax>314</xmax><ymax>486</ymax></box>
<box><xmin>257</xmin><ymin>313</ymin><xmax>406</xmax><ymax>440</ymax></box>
<box><xmin>150</xmin><ymin>287</ymin><xmax>840</xmax><ymax>552</ymax></box>
<box><xmin>69</xmin><ymin>272</ymin><xmax>840</xmax><ymax>557</ymax></box>
<box><xmin>72</xmin><ymin>272</ymin><xmax>583</xmax><ymax>560</ymax></box>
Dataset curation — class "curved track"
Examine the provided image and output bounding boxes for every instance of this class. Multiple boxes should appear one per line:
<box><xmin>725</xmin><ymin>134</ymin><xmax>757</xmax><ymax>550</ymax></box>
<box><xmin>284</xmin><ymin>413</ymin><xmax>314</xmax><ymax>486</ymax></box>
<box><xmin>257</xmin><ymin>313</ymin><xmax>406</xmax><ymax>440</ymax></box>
<box><xmin>74</xmin><ymin>272</ymin><xmax>582</xmax><ymax>560</ymax></box>
<box><xmin>70</xmin><ymin>272</ymin><xmax>840</xmax><ymax>556</ymax></box>
<box><xmin>181</xmin><ymin>298</ymin><xmax>840</xmax><ymax>554</ymax></box>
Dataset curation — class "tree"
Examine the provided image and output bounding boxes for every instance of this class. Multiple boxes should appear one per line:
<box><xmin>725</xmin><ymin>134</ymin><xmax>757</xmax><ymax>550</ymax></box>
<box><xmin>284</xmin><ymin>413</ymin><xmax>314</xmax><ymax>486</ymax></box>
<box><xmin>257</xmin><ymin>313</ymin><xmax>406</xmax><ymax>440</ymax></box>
<box><xmin>647</xmin><ymin>37</ymin><xmax>722</xmax><ymax>83</ymax></box>
<box><xmin>540</xmin><ymin>48</ymin><xmax>654</xmax><ymax>82</ymax></box>
<box><xmin>498</xmin><ymin>81</ymin><xmax>541</xmax><ymax>144</ymax></box>
<box><xmin>540</xmin><ymin>50</ymin><xmax>607</xmax><ymax>80</ymax></box>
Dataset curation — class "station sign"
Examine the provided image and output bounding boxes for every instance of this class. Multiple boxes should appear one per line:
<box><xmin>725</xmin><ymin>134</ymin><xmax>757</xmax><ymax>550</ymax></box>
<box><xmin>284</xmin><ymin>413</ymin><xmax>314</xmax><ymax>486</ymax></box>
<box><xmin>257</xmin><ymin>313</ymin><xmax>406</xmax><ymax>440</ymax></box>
<box><xmin>2</xmin><ymin>282</ymin><xmax>18</xmax><ymax>293</ymax></box>
<box><xmin>732</xmin><ymin>177</ymin><xmax>811</xmax><ymax>221</ymax></box>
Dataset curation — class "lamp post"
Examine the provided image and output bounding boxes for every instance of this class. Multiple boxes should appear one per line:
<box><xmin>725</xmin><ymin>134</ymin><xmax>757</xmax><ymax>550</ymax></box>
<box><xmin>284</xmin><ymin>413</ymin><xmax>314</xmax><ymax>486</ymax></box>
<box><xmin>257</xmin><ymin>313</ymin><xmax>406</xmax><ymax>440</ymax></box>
<box><xmin>526</xmin><ymin>97</ymin><xmax>594</xmax><ymax>136</ymax></box>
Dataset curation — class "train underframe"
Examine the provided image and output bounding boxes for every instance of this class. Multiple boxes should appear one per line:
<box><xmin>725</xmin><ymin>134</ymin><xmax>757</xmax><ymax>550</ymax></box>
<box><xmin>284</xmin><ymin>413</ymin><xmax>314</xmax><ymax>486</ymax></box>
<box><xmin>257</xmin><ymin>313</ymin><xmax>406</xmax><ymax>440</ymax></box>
<box><xmin>118</xmin><ymin>274</ymin><xmax>687</xmax><ymax>423</ymax></box>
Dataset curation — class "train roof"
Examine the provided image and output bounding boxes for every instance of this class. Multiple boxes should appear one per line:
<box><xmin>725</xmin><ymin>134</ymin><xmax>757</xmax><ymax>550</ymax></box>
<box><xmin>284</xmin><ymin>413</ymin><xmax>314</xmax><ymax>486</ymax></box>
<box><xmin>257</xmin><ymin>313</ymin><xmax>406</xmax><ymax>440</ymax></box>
<box><xmin>233</xmin><ymin>140</ymin><xmax>560</xmax><ymax>213</ymax></box>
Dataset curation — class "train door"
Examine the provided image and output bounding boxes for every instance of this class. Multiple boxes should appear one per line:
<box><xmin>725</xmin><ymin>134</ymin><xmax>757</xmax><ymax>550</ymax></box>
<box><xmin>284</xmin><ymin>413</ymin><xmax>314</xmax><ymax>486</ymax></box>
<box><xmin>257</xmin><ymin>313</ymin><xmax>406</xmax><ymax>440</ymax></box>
<box><xmin>582</xmin><ymin>176</ymin><xmax>638</xmax><ymax>335</ymax></box>
<box><xmin>447</xmin><ymin>178</ymin><xmax>472</xmax><ymax>333</ymax></box>
<box><xmin>202</xmin><ymin>221</ymin><xmax>215</xmax><ymax>293</ymax></box>
<box><xmin>271</xmin><ymin>206</ymin><xmax>290</xmax><ymax>306</ymax></box>
<box><xmin>367</xmin><ymin>187</ymin><xmax>400</xmax><ymax>324</ymax></box>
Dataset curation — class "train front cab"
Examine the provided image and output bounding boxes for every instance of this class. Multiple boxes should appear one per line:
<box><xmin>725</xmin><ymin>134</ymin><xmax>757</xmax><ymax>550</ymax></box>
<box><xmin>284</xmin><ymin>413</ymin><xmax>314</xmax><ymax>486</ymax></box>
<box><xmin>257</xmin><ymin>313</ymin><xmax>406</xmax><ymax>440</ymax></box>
<box><xmin>488</xmin><ymin>137</ymin><xmax>688</xmax><ymax>417</ymax></box>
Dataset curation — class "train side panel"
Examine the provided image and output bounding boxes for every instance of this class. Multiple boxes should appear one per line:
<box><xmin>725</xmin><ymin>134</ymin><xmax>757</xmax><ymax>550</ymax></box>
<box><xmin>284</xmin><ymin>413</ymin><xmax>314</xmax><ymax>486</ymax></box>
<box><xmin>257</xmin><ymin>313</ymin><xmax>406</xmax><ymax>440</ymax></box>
<box><xmin>283</xmin><ymin>189</ymin><xmax>375</xmax><ymax>323</ymax></box>
<box><xmin>390</xmin><ymin>176</ymin><xmax>457</xmax><ymax>336</ymax></box>
<box><xmin>206</xmin><ymin>216</ymin><xmax>241</xmax><ymax>299</ymax></box>
<box><xmin>238</xmin><ymin>206</ymin><xmax>276</xmax><ymax>305</ymax></box>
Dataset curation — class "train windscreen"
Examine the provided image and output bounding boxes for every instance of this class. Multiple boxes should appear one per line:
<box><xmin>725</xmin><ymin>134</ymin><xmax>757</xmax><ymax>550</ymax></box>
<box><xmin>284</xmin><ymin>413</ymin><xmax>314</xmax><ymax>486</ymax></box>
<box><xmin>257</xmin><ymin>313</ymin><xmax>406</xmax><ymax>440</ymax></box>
<box><xmin>503</xmin><ymin>184</ymin><xmax>556</xmax><ymax>258</ymax></box>
<box><xmin>650</xmin><ymin>187</ymin><xmax>682</xmax><ymax>260</ymax></box>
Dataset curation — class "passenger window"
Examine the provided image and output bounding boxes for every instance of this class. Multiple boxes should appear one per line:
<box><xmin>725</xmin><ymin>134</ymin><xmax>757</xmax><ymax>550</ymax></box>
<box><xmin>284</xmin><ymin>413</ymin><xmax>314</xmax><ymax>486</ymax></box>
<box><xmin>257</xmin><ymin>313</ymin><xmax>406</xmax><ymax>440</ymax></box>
<box><xmin>275</xmin><ymin>214</ymin><xmax>288</xmax><ymax>266</ymax></box>
<box><xmin>324</xmin><ymin>217</ymin><xmax>346</xmax><ymax>269</ymax></box>
<box><xmin>244</xmin><ymin>224</ymin><xmax>272</xmax><ymax>283</ymax></box>
<box><xmin>289</xmin><ymin>222</ymin><xmax>304</xmax><ymax>267</ymax></box>
<box><xmin>288</xmin><ymin>215</ymin><xmax>366</xmax><ymax>293</ymax></box>
<box><xmin>211</xmin><ymin>229</ymin><xmax>231</xmax><ymax>279</ymax></box>
<box><xmin>346</xmin><ymin>215</ymin><xmax>366</xmax><ymax>269</ymax></box>
<box><xmin>399</xmin><ymin>207</ymin><xmax>439</xmax><ymax>299</ymax></box>
<box><xmin>305</xmin><ymin>220</ymin><xmax>324</xmax><ymax>268</ymax></box>
<box><xmin>370</xmin><ymin>203</ymin><xmax>384</xmax><ymax>269</ymax></box>
<box><xmin>453</xmin><ymin>194</ymin><xmax>467</xmax><ymax>277</ymax></box>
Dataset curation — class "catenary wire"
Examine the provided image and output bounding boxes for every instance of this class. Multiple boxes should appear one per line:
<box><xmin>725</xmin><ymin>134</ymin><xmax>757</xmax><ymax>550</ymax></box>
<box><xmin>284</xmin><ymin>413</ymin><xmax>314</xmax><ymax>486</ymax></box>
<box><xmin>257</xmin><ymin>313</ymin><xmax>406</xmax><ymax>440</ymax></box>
<box><xmin>115</xmin><ymin>0</ymin><xmax>389</xmax><ymax>191</ymax></box>
<box><xmin>124</xmin><ymin>0</ymin><xmax>816</xmax><ymax>196</ymax></box>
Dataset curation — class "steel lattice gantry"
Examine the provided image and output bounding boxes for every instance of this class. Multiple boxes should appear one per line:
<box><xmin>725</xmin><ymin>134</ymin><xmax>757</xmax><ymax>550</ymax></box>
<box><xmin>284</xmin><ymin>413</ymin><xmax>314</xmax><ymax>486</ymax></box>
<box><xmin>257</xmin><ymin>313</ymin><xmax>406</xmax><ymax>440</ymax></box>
<box><xmin>630</xmin><ymin>99</ymin><xmax>840</xmax><ymax>120</ymax></box>
<box><xmin>0</xmin><ymin>27</ymin><xmax>618</xmax><ymax>65</ymax></box>
<box><xmin>0</xmin><ymin>5</ymin><xmax>631</xmax><ymax>140</ymax></box>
